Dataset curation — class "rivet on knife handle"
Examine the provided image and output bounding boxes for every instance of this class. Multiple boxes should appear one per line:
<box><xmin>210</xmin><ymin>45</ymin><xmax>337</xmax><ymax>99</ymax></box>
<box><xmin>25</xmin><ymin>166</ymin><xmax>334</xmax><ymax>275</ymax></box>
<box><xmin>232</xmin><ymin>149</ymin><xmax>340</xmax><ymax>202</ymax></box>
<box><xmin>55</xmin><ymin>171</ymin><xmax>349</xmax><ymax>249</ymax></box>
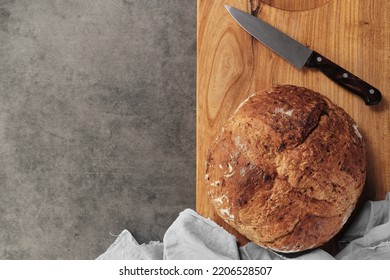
<box><xmin>305</xmin><ymin>51</ymin><xmax>382</xmax><ymax>105</ymax></box>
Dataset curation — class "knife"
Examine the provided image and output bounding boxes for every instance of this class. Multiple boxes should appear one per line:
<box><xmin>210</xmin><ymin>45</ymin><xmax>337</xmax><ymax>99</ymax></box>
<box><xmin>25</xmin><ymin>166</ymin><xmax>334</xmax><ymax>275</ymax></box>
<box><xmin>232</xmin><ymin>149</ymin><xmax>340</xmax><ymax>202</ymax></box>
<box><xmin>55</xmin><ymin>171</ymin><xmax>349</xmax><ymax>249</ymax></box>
<box><xmin>225</xmin><ymin>5</ymin><xmax>382</xmax><ymax>106</ymax></box>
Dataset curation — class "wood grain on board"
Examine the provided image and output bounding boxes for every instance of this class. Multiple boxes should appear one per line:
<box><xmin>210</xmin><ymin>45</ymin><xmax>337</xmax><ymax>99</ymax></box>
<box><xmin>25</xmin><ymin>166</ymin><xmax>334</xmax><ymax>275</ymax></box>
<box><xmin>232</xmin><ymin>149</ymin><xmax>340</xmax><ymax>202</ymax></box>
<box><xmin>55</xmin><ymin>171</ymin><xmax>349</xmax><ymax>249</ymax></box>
<box><xmin>196</xmin><ymin>0</ymin><xmax>390</xmax><ymax>251</ymax></box>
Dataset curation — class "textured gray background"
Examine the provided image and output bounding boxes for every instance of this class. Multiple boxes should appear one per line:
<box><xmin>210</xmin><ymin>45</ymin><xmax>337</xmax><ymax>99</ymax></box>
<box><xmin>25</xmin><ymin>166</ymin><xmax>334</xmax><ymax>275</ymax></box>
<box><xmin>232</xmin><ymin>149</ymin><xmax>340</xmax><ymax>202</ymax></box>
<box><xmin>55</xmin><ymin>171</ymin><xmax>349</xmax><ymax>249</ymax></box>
<box><xmin>0</xmin><ymin>0</ymin><xmax>196</xmax><ymax>259</ymax></box>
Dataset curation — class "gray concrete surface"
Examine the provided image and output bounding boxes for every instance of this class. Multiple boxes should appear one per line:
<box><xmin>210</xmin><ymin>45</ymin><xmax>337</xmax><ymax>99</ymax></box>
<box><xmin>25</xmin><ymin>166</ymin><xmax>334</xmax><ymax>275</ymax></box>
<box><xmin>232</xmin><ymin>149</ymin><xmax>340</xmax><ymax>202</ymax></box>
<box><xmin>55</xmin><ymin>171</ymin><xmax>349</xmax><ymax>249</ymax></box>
<box><xmin>0</xmin><ymin>0</ymin><xmax>196</xmax><ymax>259</ymax></box>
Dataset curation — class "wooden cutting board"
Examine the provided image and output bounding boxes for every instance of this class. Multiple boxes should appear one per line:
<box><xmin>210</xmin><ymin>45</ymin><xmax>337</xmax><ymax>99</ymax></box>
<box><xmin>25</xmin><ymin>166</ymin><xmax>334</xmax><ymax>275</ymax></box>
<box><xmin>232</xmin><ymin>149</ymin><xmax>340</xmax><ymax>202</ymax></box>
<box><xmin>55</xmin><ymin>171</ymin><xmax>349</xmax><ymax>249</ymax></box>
<box><xmin>196</xmin><ymin>0</ymin><xmax>390</xmax><ymax>252</ymax></box>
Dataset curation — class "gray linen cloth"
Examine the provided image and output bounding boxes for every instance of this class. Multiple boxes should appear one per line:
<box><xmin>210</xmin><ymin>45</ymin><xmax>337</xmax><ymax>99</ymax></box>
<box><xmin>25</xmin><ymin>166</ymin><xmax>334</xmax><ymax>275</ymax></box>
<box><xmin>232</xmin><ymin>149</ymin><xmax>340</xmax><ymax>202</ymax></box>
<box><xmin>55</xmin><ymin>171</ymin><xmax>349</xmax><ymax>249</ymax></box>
<box><xmin>97</xmin><ymin>193</ymin><xmax>390</xmax><ymax>260</ymax></box>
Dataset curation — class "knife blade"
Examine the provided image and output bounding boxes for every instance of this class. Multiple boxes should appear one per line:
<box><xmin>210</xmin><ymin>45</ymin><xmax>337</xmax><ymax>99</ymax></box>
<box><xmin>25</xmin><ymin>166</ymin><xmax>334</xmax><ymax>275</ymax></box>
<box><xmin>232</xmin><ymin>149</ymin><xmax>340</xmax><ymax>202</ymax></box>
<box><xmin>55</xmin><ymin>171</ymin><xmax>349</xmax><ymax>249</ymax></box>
<box><xmin>225</xmin><ymin>5</ymin><xmax>382</xmax><ymax>106</ymax></box>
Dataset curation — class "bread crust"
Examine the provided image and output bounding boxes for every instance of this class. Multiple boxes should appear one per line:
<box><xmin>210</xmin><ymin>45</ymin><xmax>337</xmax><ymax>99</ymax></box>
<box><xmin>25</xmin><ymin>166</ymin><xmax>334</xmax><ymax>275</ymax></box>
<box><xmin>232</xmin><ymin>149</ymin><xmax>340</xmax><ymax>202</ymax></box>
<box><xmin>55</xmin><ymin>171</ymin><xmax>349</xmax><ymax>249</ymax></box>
<box><xmin>205</xmin><ymin>85</ymin><xmax>366</xmax><ymax>252</ymax></box>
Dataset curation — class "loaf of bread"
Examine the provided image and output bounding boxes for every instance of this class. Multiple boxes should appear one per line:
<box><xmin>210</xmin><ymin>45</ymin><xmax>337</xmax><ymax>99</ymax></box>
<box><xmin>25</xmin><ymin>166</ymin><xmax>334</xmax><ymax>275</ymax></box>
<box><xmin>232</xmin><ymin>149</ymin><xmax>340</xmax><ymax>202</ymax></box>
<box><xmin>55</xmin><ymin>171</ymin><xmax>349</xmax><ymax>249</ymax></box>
<box><xmin>205</xmin><ymin>85</ymin><xmax>366</xmax><ymax>252</ymax></box>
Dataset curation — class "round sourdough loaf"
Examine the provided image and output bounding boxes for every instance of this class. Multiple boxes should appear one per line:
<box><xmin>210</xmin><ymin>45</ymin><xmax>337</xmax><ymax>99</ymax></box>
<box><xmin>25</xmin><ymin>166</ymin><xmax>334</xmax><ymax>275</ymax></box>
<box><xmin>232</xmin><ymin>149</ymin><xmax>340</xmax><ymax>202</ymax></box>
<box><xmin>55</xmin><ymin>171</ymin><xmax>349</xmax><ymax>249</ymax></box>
<box><xmin>205</xmin><ymin>85</ymin><xmax>366</xmax><ymax>252</ymax></box>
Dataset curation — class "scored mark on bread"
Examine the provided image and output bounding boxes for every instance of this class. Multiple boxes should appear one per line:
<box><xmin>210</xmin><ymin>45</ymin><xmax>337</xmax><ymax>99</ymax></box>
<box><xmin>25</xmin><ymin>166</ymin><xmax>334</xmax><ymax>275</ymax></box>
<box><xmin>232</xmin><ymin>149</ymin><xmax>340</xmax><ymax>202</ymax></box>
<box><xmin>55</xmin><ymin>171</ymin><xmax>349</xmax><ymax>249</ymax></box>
<box><xmin>294</xmin><ymin>111</ymin><xmax>329</xmax><ymax>150</ymax></box>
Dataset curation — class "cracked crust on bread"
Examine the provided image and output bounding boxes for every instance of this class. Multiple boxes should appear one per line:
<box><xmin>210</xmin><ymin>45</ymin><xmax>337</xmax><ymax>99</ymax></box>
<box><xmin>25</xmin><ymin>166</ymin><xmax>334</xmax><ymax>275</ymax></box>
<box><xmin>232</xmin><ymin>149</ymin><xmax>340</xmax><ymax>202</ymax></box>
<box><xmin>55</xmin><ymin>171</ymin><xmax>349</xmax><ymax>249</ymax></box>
<box><xmin>205</xmin><ymin>85</ymin><xmax>366</xmax><ymax>252</ymax></box>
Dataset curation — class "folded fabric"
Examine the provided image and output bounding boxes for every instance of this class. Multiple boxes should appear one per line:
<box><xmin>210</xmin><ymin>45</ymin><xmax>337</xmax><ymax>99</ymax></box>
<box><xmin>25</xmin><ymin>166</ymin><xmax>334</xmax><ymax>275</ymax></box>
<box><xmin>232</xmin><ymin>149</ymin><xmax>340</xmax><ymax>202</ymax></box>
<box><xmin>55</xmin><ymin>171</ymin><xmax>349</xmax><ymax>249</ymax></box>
<box><xmin>97</xmin><ymin>193</ymin><xmax>390</xmax><ymax>260</ymax></box>
<box><xmin>96</xmin><ymin>231</ymin><xmax>163</xmax><ymax>260</ymax></box>
<box><xmin>336</xmin><ymin>193</ymin><xmax>390</xmax><ymax>260</ymax></box>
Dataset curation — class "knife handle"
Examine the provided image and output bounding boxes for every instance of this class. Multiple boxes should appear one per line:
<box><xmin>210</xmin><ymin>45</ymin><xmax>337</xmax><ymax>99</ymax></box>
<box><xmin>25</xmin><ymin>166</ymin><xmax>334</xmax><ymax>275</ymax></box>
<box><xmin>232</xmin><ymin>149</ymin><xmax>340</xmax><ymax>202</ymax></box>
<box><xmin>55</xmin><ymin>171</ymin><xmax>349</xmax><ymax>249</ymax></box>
<box><xmin>305</xmin><ymin>51</ymin><xmax>382</xmax><ymax>105</ymax></box>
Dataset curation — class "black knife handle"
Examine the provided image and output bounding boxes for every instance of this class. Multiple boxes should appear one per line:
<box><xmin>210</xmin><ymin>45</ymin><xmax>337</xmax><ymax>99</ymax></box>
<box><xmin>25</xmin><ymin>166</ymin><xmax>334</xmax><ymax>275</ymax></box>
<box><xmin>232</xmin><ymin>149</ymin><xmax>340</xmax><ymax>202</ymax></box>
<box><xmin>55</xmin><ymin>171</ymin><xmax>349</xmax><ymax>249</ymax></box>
<box><xmin>305</xmin><ymin>51</ymin><xmax>382</xmax><ymax>105</ymax></box>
